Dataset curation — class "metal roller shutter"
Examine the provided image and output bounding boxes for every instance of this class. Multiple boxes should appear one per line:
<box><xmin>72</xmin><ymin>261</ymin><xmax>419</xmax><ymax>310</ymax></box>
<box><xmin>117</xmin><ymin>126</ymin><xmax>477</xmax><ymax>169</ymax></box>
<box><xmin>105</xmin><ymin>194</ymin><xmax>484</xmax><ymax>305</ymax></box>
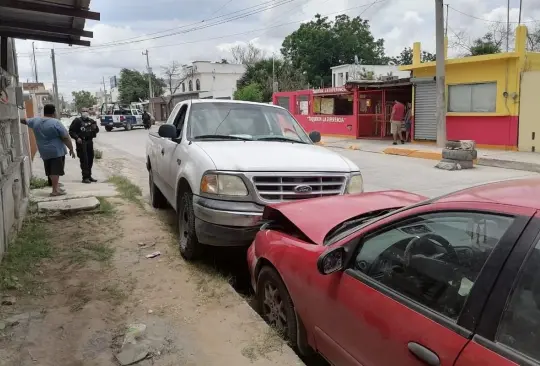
<box><xmin>414</xmin><ymin>82</ymin><xmax>437</xmax><ymax>141</ymax></box>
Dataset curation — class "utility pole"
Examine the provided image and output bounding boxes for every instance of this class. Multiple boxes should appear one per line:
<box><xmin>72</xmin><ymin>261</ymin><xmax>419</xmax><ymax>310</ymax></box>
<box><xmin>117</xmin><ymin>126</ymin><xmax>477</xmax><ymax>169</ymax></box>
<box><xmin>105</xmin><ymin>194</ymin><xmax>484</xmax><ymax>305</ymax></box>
<box><xmin>506</xmin><ymin>0</ymin><xmax>511</xmax><ymax>51</ymax></box>
<box><xmin>142</xmin><ymin>50</ymin><xmax>154</xmax><ymax>115</ymax></box>
<box><xmin>435</xmin><ymin>0</ymin><xmax>446</xmax><ymax>147</ymax></box>
<box><xmin>32</xmin><ymin>42</ymin><xmax>38</xmax><ymax>82</ymax></box>
<box><xmin>51</xmin><ymin>49</ymin><xmax>60</xmax><ymax>114</ymax></box>
<box><xmin>272</xmin><ymin>53</ymin><xmax>278</xmax><ymax>92</ymax></box>
<box><xmin>445</xmin><ymin>4</ymin><xmax>449</xmax><ymax>37</ymax></box>
<box><xmin>102</xmin><ymin>76</ymin><xmax>108</xmax><ymax>104</ymax></box>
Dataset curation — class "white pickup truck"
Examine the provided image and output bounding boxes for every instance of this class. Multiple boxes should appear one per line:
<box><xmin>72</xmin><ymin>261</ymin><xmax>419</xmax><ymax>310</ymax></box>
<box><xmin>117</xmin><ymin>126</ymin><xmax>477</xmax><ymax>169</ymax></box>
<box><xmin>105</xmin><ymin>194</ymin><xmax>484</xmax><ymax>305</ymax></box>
<box><xmin>146</xmin><ymin>99</ymin><xmax>363</xmax><ymax>260</ymax></box>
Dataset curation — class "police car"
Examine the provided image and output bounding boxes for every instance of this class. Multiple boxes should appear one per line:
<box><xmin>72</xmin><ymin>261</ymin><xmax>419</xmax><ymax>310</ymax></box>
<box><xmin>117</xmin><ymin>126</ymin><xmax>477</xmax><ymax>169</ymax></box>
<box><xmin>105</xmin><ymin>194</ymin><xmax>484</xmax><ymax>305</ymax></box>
<box><xmin>100</xmin><ymin>103</ymin><xmax>145</xmax><ymax>132</ymax></box>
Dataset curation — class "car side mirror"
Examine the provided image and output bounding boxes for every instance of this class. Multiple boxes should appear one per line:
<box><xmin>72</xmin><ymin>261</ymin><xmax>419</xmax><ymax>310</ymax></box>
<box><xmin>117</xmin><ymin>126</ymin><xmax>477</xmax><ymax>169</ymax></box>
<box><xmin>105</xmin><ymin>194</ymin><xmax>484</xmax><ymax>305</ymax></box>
<box><xmin>317</xmin><ymin>247</ymin><xmax>345</xmax><ymax>275</ymax></box>
<box><xmin>309</xmin><ymin>131</ymin><xmax>322</xmax><ymax>143</ymax></box>
<box><xmin>158</xmin><ymin>124</ymin><xmax>178</xmax><ymax>139</ymax></box>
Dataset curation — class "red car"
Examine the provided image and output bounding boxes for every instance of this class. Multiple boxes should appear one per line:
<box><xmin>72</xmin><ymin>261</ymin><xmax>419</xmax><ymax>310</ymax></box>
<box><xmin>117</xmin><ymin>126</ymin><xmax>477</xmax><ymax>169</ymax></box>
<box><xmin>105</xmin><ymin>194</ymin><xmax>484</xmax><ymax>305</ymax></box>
<box><xmin>248</xmin><ymin>178</ymin><xmax>540</xmax><ymax>366</ymax></box>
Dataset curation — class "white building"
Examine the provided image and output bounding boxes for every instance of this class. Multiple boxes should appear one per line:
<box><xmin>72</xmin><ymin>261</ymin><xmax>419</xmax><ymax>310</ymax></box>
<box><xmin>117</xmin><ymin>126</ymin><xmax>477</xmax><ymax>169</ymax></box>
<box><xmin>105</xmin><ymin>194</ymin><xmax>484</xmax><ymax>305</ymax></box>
<box><xmin>331</xmin><ymin>64</ymin><xmax>410</xmax><ymax>87</ymax></box>
<box><xmin>152</xmin><ymin>61</ymin><xmax>246</xmax><ymax>121</ymax></box>
<box><xmin>175</xmin><ymin>61</ymin><xmax>246</xmax><ymax>99</ymax></box>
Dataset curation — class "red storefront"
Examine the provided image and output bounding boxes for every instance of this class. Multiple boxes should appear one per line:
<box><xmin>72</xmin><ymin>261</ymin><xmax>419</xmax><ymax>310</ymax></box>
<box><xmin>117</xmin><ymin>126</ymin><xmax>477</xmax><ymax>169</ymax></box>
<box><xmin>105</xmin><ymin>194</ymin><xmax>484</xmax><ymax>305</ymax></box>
<box><xmin>273</xmin><ymin>79</ymin><xmax>412</xmax><ymax>140</ymax></box>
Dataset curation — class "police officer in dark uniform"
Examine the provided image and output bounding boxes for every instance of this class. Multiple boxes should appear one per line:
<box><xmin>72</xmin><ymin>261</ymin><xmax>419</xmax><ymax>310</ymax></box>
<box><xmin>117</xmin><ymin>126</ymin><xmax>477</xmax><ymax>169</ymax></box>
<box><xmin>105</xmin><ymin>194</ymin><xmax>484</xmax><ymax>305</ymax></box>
<box><xmin>69</xmin><ymin>108</ymin><xmax>99</xmax><ymax>183</ymax></box>
<box><xmin>142</xmin><ymin>110</ymin><xmax>151</xmax><ymax>130</ymax></box>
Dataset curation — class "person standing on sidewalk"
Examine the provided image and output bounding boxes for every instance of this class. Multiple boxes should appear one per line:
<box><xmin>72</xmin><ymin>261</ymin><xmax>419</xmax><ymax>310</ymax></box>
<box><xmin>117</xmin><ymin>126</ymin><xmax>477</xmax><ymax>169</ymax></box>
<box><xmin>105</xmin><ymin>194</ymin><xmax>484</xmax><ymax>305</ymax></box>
<box><xmin>404</xmin><ymin>102</ymin><xmax>412</xmax><ymax>142</ymax></box>
<box><xmin>390</xmin><ymin>100</ymin><xmax>406</xmax><ymax>145</ymax></box>
<box><xmin>69</xmin><ymin>108</ymin><xmax>99</xmax><ymax>184</ymax></box>
<box><xmin>20</xmin><ymin>104</ymin><xmax>76</xmax><ymax>196</ymax></box>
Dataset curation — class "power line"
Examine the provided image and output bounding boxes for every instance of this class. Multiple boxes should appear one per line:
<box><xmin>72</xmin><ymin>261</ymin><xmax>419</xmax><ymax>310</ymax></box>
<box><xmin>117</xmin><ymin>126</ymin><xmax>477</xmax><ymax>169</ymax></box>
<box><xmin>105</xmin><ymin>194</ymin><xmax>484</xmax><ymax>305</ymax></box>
<box><xmin>35</xmin><ymin>0</ymin><xmax>296</xmax><ymax>52</ymax></box>
<box><xmin>44</xmin><ymin>1</ymin><xmax>388</xmax><ymax>57</ymax></box>
<box><xmin>207</xmin><ymin>0</ymin><xmax>235</xmax><ymax>18</ymax></box>
<box><xmin>448</xmin><ymin>5</ymin><xmax>538</xmax><ymax>24</ymax></box>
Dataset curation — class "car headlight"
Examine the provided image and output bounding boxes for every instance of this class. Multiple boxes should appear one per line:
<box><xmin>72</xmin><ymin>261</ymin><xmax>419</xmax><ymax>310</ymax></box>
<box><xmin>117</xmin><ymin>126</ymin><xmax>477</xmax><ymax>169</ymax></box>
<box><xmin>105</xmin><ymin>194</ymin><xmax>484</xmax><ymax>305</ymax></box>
<box><xmin>200</xmin><ymin>173</ymin><xmax>248</xmax><ymax>196</ymax></box>
<box><xmin>346</xmin><ymin>174</ymin><xmax>364</xmax><ymax>194</ymax></box>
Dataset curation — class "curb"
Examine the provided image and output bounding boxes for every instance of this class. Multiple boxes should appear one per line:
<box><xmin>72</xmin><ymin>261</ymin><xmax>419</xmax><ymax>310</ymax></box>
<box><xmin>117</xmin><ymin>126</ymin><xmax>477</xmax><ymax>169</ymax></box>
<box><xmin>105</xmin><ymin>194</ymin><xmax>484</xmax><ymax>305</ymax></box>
<box><xmin>325</xmin><ymin>144</ymin><xmax>540</xmax><ymax>173</ymax></box>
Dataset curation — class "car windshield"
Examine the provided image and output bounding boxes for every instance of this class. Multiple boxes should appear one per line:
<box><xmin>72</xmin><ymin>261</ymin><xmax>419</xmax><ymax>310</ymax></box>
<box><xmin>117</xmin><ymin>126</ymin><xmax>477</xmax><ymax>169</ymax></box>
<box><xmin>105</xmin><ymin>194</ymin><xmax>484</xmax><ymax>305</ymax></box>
<box><xmin>187</xmin><ymin>102</ymin><xmax>312</xmax><ymax>143</ymax></box>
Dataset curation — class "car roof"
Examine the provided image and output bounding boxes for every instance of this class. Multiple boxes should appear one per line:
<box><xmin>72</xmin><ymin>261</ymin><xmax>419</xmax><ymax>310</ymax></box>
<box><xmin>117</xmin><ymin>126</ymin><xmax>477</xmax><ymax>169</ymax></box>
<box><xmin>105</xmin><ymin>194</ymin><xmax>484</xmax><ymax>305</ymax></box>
<box><xmin>436</xmin><ymin>177</ymin><xmax>540</xmax><ymax>209</ymax></box>
<box><xmin>190</xmin><ymin>99</ymin><xmax>284</xmax><ymax>110</ymax></box>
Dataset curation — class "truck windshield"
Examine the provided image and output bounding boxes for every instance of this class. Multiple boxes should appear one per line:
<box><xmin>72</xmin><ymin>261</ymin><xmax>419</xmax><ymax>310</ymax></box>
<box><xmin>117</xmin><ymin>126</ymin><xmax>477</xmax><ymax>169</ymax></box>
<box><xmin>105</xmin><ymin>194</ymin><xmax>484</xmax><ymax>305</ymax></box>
<box><xmin>188</xmin><ymin>102</ymin><xmax>312</xmax><ymax>143</ymax></box>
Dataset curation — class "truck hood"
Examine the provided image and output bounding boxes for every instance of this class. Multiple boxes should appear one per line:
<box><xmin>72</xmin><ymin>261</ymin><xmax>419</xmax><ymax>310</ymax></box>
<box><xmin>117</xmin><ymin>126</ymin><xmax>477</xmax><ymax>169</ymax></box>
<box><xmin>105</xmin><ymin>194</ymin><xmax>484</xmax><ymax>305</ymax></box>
<box><xmin>194</xmin><ymin>141</ymin><xmax>357</xmax><ymax>172</ymax></box>
<box><xmin>263</xmin><ymin>191</ymin><xmax>428</xmax><ymax>245</ymax></box>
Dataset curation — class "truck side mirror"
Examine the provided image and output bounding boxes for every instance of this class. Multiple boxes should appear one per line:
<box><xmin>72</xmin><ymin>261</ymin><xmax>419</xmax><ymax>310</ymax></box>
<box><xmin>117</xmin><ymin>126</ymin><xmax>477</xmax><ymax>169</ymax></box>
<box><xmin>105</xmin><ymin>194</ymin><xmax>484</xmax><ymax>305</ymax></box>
<box><xmin>158</xmin><ymin>124</ymin><xmax>177</xmax><ymax>139</ymax></box>
<box><xmin>309</xmin><ymin>131</ymin><xmax>321</xmax><ymax>143</ymax></box>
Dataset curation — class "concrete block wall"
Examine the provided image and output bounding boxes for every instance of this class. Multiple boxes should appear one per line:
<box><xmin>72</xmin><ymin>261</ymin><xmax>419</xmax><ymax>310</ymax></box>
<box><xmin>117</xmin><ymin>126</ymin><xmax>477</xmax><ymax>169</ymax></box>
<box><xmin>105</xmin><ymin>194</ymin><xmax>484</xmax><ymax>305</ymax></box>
<box><xmin>0</xmin><ymin>37</ymin><xmax>31</xmax><ymax>259</ymax></box>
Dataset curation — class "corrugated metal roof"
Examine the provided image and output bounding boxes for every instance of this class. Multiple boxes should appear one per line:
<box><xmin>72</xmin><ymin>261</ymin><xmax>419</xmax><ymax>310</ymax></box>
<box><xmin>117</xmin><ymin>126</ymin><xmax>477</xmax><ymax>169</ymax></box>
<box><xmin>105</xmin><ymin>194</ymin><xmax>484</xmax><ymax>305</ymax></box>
<box><xmin>0</xmin><ymin>0</ymin><xmax>99</xmax><ymax>46</ymax></box>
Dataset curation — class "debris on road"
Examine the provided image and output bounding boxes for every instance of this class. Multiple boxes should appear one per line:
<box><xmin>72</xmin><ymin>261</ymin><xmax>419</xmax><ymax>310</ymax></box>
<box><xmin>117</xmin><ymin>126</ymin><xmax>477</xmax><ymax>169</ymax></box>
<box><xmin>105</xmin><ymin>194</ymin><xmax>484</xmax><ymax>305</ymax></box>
<box><xmin>115</xmin><ymin>343</ymin><xmax>149</xmax><ymax>366</ymax></box>
<box><xmin>123</xmin><ymin>323</ymin><xmax>147</xmax><ymax>345</ymax></box>
<box><xmin>1</xmin><ymin>296</ymin><xmax>16</xmax><ymax>305</ymax></box>
<box><xmin>145</xmin><ymin>251</ymin><xmax>161</xmax><ymax>259</ymax></box>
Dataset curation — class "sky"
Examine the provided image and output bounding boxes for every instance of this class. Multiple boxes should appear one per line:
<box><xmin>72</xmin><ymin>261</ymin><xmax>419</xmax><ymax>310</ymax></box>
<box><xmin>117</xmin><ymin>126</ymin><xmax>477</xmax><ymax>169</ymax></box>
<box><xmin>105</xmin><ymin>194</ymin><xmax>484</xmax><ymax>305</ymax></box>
<box><xmin>13</xmin><ymin>0</ymin><xmax>540</xmax><ymax>100</ymax></box>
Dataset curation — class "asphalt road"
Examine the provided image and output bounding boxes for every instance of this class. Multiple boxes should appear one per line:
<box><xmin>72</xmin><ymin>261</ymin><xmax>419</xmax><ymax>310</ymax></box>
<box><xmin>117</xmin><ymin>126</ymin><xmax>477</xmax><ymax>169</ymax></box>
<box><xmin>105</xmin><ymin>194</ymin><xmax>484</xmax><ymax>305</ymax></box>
<box><xmin>94</xmin><ymin>125</ymin><xmax>540</xmax><ymax>198</ymax></box>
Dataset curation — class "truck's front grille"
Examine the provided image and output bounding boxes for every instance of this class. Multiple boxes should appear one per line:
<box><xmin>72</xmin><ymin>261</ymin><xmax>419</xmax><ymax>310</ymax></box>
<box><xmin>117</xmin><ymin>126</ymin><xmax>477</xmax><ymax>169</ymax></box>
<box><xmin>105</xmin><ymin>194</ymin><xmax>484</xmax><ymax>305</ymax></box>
<box><xmin>252</xmin><ymin>175</ymin><xmax>346</xmax><ymax>202</ymax></box>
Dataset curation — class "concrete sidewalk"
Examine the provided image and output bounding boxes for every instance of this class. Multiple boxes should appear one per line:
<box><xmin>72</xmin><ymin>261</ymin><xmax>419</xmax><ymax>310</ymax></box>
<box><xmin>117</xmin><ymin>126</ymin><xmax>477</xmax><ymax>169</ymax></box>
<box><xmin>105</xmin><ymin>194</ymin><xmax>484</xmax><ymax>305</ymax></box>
<box><xmin>30</xmin><ymin>153</ymin><xmax>117</xmax><ymax>212</ymax></box>
<box><xmin>320</xmin><ymin>136</ymin><xmax>540</xmax><ymax>173</ymax></box>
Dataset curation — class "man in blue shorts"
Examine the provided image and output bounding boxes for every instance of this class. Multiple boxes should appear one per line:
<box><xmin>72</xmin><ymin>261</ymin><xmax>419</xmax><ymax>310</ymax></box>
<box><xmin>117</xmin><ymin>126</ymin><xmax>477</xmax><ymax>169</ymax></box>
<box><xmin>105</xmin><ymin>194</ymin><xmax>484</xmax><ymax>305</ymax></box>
<box><xmin>21</xmin><ymin>104</ymin><xmax>76</xmax><ymax>196</ymax></box>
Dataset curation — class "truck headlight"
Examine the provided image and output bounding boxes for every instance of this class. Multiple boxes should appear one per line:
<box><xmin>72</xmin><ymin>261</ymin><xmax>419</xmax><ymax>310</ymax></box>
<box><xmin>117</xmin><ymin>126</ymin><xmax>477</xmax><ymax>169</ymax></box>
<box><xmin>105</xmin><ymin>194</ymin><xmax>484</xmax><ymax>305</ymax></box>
<box><xmin>200</xmin><ymin>173</ymin><xmax>248</xmax><ymax>196</ymax></box>
<box><xmin>346</xmin><ymin>174</ymin><xmax>364</xmax><ymax>194</ymax></box>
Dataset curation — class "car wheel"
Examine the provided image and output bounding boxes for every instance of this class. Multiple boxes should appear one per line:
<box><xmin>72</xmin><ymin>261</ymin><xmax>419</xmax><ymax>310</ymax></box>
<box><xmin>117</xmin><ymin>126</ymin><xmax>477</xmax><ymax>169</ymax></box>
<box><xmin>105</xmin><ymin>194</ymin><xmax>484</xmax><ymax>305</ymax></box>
<box><xmin>441</xmin><ymin>148</ymin><xmax>477</xmax><ymax>161</ymax></box>
<box><xmin>257</xmin><ymin>266</ymin><xmax>298</xmax><ymax>348</ymax></box>
<box><xmin>105</xmin><ymin>126</ymin><xmax>113</xmax><ymax>132</ymax></box>
<box><xmin>149</xmin><ymin>170</ymin><xmax>168</xmax><ymax>209</ymax></box>
<box><xmin>178</xmin><ymin>191</ymin><xmax>203</xmax><ymax>261</ymax></box>
<box><xmin>125</xmin><ymin>123</ymin><xmax>132</xmax><ymax>131</ymax></box>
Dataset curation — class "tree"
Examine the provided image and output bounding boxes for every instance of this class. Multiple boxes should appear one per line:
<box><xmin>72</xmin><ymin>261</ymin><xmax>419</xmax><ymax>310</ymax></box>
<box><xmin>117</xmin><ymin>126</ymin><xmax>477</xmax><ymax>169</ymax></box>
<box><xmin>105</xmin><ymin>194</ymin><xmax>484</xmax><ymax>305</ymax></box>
<box><xmin>236</xmin><ymin>57</ymin><xmax>307</xmax><ymax>102</ymax></box>
<box><xmin>234</xmin><ymin>83</ymin><xmax>263</xmax><ymax>102</ymax></box>
<box><xmin>450</xmin><ymin>22</ymin><xmax>509</xmax><ymax>56</ymax></box>
<box><xmin>527</xmin><ymin>24</ymin><xmax>540</xmax><ymax>51</ymax></box>
<box><xmin>281</xmin><ymin>14</ymin><xmax>387</xmax><ymax>86</ymax></box>
<box><xmin>72</xmin><ymin>90</ymin><xmax>97</xmax><ymax>112</ymax></box>
<box><xmin>393</xmin><ymin>47</ymin><xmax>436</xmax><ymax>65</ymax></box>
<box><xmin>229</xmin><ymin>42</ymin><xmax>265</xmax><ymax>65</ymax></box>
<box><xmin>161</xmin><ymin>61</ymin><xmax>187</xmax><ymax>113</ymax></box>
<box><xmin>118</xmin><ymin>68</ymin><xmax>166</xmax><ymax>104</ymax></box>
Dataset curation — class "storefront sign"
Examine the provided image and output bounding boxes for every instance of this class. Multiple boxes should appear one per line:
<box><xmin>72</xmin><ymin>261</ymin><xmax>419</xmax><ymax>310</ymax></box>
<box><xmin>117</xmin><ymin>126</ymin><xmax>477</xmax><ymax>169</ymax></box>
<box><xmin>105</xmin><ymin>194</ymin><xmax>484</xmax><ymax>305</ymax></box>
<box><xmin>313</xmin><ymin>87</ymin><xmax>348</xmax><ymax>94</ymax></box>
<box><xmin>307</xmin><ymin>116</ymin><xmax>346</xmax><ymax>123</ymax></box>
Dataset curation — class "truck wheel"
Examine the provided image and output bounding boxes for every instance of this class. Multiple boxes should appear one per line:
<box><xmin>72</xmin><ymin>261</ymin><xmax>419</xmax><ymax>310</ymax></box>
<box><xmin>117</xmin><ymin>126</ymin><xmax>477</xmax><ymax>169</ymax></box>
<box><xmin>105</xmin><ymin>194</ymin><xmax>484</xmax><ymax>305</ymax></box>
<box><xmin>105</xmin><ymin>126</ymin><xmax>113</xmax><ymax>132</ymax></box>
<box><xmin>125</xmin><ymin>123</ymin><xmax>132</xmax><ymax>131</ymax></box>
<box><xmin>149</xmin><ymin>170</ymin><xmax>168</xmax><ymax>209</ymax></box>
<box><xmin>178</xmin><ymin>191</ymin><xmax>203</xmax><ymax>261</ymax></box>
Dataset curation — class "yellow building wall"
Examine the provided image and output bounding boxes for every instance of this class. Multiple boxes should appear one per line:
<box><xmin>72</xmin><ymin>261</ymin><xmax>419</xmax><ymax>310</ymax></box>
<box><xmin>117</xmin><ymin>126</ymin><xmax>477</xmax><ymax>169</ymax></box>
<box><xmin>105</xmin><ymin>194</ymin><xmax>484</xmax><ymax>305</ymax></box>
<box><xmin>411</xmin><ymin>58</ymin><xmax>520</xmax><ymax>116</ymax></box>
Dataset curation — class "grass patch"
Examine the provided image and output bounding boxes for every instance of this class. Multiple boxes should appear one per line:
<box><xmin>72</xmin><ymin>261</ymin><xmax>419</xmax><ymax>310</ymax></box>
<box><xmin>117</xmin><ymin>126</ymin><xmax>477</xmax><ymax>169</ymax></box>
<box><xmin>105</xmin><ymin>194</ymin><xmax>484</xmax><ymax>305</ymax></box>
<box><xmin>30</xmin><ymin>176</ymin><xmax>49</xmax><ymax>190</ymax></box>
<box><xmin>101</xmin><ymin>284</ymin><xmax>128</xmax><ymax>305</ymax></box>
<box><xmin>185</xmin><ymin>262</ymin><xmax>233</xmax><ymax>305</ymax></box>
<box><xmin>0</xmin><ymin>217</ymin><xmax>52</xmax><ymax>291</ymax></box>
<box><xmin>96</xmin><ymin>197</ymin><xmax>115</xmax><ymax>216</ymax></box>
<box><xmin>94</xmin><ymin>149</ymin><xmax>103</xmax><ymax>160</ymax></box>
<box><xmin>107</xmin><ymin>176</ymin><xmax>142</xmax><ymax>205</ymax></box>
<box><xmin>241</xmin><ymin>327</ymin><xmax>285</xmax><ymax>362</ymax></box>
<box><xmin>68</xmin><ymin>240</ymin><xmax>115</xmax><ymax>264</ymax></box>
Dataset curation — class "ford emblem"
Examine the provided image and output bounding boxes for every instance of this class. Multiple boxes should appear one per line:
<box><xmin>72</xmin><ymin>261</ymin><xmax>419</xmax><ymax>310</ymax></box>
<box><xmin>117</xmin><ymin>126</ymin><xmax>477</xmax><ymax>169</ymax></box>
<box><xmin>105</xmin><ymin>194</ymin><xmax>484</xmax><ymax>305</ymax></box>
<box><xmin>294</xmin><ymin>185</ymin><xmax>313</xmax><ymax>194</ymax></box>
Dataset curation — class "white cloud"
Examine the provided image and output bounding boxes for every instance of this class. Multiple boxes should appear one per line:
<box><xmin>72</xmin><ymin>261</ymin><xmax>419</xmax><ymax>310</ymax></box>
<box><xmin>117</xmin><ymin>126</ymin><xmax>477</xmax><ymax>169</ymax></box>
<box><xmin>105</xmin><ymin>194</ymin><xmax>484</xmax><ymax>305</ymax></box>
<box><xmin>13</xmin><ymin>0</ymin><xmax>540</xmax><ymax>100</ymax></box>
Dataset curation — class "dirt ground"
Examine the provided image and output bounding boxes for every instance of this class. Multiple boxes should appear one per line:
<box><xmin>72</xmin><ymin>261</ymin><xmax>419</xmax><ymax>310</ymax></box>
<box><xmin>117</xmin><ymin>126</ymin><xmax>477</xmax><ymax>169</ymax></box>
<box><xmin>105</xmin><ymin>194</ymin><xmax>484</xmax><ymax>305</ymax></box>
<box><xmin>0</xmin><ymin>194</ymin><xmax>302</xmax><ymax>366</ymax></box>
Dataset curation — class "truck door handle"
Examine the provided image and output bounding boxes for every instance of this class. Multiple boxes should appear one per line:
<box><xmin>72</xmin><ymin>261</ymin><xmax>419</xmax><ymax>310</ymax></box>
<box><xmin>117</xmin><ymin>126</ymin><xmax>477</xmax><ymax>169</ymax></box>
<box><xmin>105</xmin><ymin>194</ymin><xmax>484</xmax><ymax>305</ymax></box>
<box><xmin>407</xmin><ymin>342</ymin><xmax>440</xmax><ymax>366</ymax></box>
<box><xmin>161</xmin><ymin>148</ymin><xmax>164</xmax><ymax>155</ymax></box>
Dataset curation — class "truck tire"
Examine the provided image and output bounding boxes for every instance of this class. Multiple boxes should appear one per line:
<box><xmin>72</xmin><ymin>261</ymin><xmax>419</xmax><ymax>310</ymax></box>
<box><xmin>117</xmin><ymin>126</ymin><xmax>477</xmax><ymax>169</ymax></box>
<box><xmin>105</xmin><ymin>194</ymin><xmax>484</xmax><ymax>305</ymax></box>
<box><xmin>441</xmin><ymin>148</ymin><xmax>477</xmax><ymax>161</ymax></box>
<box><xmin>445</xmin><ymin>140</ymin><xmax>462</xmax><ymax>149</ymax></box>
<box><xmin>125</xmin><ymin>123</ymin><xmax>132</xmax><ymax>131</ymax></box>
<box><xmin>178</xmin><ymin>191</ymin><xmax>203</xmax><ymax>261</ymax></box>
<box><xmin>149</xmin><ymin>170</ymin><xmax>168</xmax><ymax>209</ymax></box>
<box><xmin>440</xmin><ymin>158</ymin><xmax>474</xmax><ymax>169</ymax></box>
<box><xmin>105</xmin><ymin>126</ymin><xmax>113</xmax><ymax>132</ymax></box>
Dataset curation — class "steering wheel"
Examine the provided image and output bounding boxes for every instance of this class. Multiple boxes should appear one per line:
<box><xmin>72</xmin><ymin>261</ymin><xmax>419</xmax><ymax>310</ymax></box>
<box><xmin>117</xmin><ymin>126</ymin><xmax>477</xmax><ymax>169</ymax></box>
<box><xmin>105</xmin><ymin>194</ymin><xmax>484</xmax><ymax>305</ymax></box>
<box><xmin>403</xmin><ymin>233</ymin><xmax>460</xmax><ymax>267</ymax></box>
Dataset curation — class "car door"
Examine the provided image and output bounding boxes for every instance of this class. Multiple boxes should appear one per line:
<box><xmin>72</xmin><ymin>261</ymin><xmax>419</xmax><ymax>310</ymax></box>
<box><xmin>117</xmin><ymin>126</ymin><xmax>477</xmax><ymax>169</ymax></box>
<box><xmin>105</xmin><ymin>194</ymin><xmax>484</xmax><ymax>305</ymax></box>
<box><xmin>152</xmin><ymin>103</ymin><xmax>181</xmax><ymax>192</ymax></box>
<box><xmin>455</xmin><ymin>212</ymin><xmax>540</xmax><ymax>366</ymax></box>
<box><xmin>161</xmin><ymin>102</ymin><xmax>189</xmax><ymax>200</ymax></box>
<box><xmin>310</xmin><ymin>202</ymin><xmax>534</xmax><ymax>366</ymax></box>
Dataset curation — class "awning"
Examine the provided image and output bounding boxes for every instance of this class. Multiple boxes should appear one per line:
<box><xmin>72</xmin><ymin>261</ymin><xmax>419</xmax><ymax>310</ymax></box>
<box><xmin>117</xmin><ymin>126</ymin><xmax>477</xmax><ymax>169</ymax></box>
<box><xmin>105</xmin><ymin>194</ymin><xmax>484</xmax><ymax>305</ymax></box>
<box><xmin>0</xmin><ymin>0</ymin><xmax>100</xmax><ymax>46</ymax></box>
